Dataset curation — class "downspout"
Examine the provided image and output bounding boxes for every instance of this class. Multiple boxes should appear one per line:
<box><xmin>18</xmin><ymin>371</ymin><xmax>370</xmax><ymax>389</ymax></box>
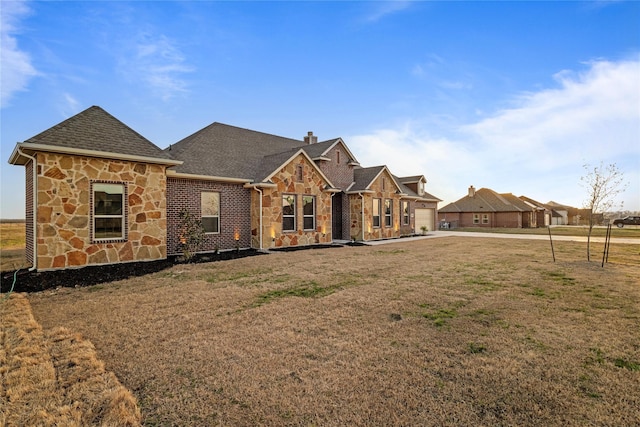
<box><xmin>329</xmin><ymin>192</ymin><xmax>336</xmax><ymax>243</ymax></box>
<box><xmin>255</xmin><ymin>187</ymin><xmax>263</xmax><ymax>249</ymax></box>
<box><xmin>360</xmin><ymin>192</ymin><xmax>365</xmax><ymax>241</ymax></box>
<box><xmin>18</xmin><ymin>147</ymin><xmax>37</xmax><ymax>271</ymax></box>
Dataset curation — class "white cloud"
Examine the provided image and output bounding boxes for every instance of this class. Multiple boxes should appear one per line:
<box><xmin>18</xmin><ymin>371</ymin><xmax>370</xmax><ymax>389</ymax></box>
<box><xmin>347</xmin><ymin>57</ymin><xmax>640</xmax><ymax>210</ymax></box>
<box><xmin>117</xmin><ymin>31</ymin><xmax>194</xmax><ymax>101</ymax></box>
<box><xmin>0</xmin><ymin>0</ymin><xmax>38</xmax><ymax>108</ymax></box>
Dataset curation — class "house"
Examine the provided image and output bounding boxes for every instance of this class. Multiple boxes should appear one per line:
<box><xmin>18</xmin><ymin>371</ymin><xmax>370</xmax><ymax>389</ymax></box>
<box><xmin>545</xmin><ymin>201</ymin><xmax>595</xmax><ymax>226</ymax></box>
<box><xmin>438</xmin><ymin>186</ymin><xmax>538</xmax><ymax>228</ymax></box>
<box><xmin>9</xmin><ymin>106</ymin><xmax>440</xmax><ymax>271</ymax></box>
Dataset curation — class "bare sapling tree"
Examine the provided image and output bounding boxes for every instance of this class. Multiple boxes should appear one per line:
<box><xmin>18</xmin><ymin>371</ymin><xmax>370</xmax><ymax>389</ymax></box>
<box><xmin>580</xmin><ymin>162</ymin><xmax>627</xmax><ymax>261</ymax></box>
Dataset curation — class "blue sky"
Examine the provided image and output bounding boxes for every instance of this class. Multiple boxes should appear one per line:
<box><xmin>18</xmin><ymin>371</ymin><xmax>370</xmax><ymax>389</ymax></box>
<box><xmin>2</xmin><ymin>0</ymin><xmax>639</xmax><ymax>219</ymax></box>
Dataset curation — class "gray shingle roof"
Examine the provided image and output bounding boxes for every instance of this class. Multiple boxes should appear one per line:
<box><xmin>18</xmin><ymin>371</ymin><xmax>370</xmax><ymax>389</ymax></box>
<box><xmin>23</xmin><ymin>106</ymin><xmax>172</xmax><ymax>160</ymax></box>
<box><xmin>166</xmin><ymin>122</ymin><xmax>306</xmax><ymax>180</ymax></box>
<box><xmin>350</xmin><ymin>166</ymin><xmax>386</xmax><ymax>192</ymax></box>
<box><xmin>439</xmin><ymin>188</ymin><xmax>531</xmax><ymax>213</ymax></box>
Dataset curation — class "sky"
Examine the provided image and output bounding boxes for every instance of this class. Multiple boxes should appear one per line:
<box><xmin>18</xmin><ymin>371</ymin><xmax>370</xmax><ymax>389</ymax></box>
<box><xmin>1</xmin><ymin>0</ymin><xmax>639</xmax><ymax>219</ymax></box>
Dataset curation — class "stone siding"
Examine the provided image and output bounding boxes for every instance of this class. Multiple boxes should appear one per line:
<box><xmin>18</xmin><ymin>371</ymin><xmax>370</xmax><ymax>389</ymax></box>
<box><xmin>367</xmin><ymin>170</ymin><xmax>402</xmax><ymax>240</ymax></box>
<box><xmin>255</xmin><ymin>154</ymin><xmax>332</xmax><ymax>248</ymax></box>
<box><xmin>166</xmin><ymin>178</ymin><xmax>251</xmax><ymax>255</ymax></box>
<box><xmin>33</xmin><ymin>153</ymin><xmax>168</xmax><ymax>270</ymax></box>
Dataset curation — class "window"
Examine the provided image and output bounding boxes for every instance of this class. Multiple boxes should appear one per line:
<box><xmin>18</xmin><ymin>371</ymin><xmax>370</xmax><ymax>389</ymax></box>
<box><xmin>283</xmin><ymin>195</ymin><xmax>296</xmax><ymax>231</ymax></box>
<box><xmin>373</xmin><ymin>198</ymin><xmax>381</xmax><ymax>228</ymax></box>
<box><xmin>402</xmin><ymin>201</ymin><xmax>410</xmax><ymax>225</ymax></box>
<box><xmin>93</xmin><ymin>182</ymin><xmax>125</xmax><ymax>240</ymax></box>
<box><xmin>201</xmin><ymin>192</ymin><xmax>220</xmax><ymax>233</ymax></box>
<box><xmin>296</xmin><ymin>165</ymin><xmax>303</xmax><ymax>182</ymax></box>
<box><xmin>482</xmin><ymin>214</ymin><xmax>489</xmax><ymax>224</ymax></box>
<box><xmin>303</xmin><ymin>196</ymin><xmax>315</xmax><ymax>230</ymax></box>
<box><xmin>473</xmin><ymin>214</ymin><xmax>480</xmax><ymax>224</ymax></box>
<box><xmin>337</xmin><ymin>149</ymin><xmax>341</xmax><ymax>164</ymax></box>
<box><xmin>385</xmin><ymin>199</ymin><xmax>392</xmax><ymax>227</ymax></box>
<box><xmin>418</xmin><ymin>180</ymin><xmax>424</xmax><ymax>196</ymax></box>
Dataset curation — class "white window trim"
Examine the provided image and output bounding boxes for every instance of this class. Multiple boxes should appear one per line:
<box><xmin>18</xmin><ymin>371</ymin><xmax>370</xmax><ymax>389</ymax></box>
<box><xmin>384</xmin><ymin>199</ymin><xmax>392</xmax><ymax>228</ymax></box>
<box><xmin>303</xmin><ymin>195</ymin><xmax>316</xmax><ymax>231</ymax></box>
<box><xmin>283</xmin><ymin>194</ymin><xmax>296</xmax><ymax>232</ymax></box>
<box><xmin>201</xmin><ymin>191</ymin><xmax>220</xmax><ymax>234</ymax></box>
<box><xmin>92</xmin><ymin>182</ymin><xmax>126</xmax><ymax>242</ymax></box>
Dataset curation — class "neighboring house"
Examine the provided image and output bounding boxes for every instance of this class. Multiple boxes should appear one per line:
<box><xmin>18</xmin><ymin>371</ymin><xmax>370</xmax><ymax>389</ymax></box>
<box><xmin>438</xmin><ymin>186</ymin><xmax>538</xmax><ymax>228</ymax></box>
<box><xmin>546</xmin><ymin>201</ymin><xmax>595</xmax><ymax>226</ymax></box>
<box><xmin>9</xmin><ymin>106</ymin><xmax>440</xmax><ymax>271</ymax></box>
<box><xmin>519</xmin><ymin>196</ymin><xmax>552</xmax><ymax>227</ymax></box>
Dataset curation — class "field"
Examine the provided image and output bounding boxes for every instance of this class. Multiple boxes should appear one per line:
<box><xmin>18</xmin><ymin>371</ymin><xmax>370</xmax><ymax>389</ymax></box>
<box><xmin>0</xmin><ymin>222</ymin><xmax>29</xmax><ymax>271</ymax></box>
<box><xmin>22</xmin><ymin>237</ymin><xmax>640</xmax><ymax>426</ymax></box>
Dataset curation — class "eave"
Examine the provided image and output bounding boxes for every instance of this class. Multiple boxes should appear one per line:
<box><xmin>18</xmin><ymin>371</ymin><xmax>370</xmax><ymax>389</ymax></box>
<box><xmin>167</xmin><ymin>170</ymin><xmax>251</xmax><ymax>184</ymax></box>
<box><xmin>8</xmin><ymin>142</ymin><xmax>182</xmax><ymax>167</ymax></box>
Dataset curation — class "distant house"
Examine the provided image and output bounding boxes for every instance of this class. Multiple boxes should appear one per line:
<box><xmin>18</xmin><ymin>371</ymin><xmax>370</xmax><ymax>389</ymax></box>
<box><xmin>438</xmin><ymin>186</ymin><xmax>538</xmax><ymax>228</ymax></box>
<box><xmin>545</xmin><ymin>201</ymin><xmax>595</xmax><ymax>226</ymax></box>
<box><xmin>9</xmin><ymin>106</ymin><xmax>440</xmax><ymax>271</ymax></box>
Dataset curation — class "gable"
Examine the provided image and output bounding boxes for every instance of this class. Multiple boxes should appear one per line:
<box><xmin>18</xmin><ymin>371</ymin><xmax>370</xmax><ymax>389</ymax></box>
<box><xmin>262</xmin><ymin>150</ymin><xmax>335</xmax><ymax>190</ymax></box>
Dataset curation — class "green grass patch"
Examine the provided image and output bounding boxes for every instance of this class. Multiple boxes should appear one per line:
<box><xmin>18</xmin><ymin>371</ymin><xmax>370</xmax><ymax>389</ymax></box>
<box><xmin>614</xmin><ymin>358</ymin><xmax>640</xmax><ymax>371</ymax></box>
<box><xmin>421</xmin><ymin>307</ymin><xmax>458</xmax><ymax>327</ymax></box>
<box><xmin>252</xmin><ymin>281</ymin><xmax>338</xmax><ymax>307</ymax></box>
<box><xmin>467</xmin><ymin>342</ymin><xmax>487</xmax><ymax>354</ymax></box>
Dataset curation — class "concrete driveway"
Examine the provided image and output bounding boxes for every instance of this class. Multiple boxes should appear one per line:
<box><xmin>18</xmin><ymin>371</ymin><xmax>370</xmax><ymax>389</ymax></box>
<box><xmin>366</xmin><ymin>230</ymin><xmax>639</xmax><ymax>245</ymax></box>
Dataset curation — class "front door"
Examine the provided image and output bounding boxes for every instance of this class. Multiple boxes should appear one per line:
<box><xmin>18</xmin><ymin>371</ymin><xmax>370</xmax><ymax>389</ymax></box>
<box><xmin>332</xmin><ymin>193</ymin><xmax>343</xmax><ymax>240</ymax></box>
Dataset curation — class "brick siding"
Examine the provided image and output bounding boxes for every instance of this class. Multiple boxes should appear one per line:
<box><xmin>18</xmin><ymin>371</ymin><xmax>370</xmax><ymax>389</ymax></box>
<box><xmin>166</xmin><ymin>178</ymin><xmax>251</xmax><ymax>255</ymax></box>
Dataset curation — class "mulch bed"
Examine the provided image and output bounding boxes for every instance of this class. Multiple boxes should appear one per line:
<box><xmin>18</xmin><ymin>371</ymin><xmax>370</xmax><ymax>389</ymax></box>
<box><xmin>1</xmin><ymin>249</ymin><xmax>262</xmax><ymax>293</ymax></box>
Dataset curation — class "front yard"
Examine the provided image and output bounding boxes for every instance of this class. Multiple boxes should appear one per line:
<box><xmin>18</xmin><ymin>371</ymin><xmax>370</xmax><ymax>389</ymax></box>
<box><xmin>22</xmin><ymin>237</ymin><xmax>640</xmax><ymax>426</ymax></box>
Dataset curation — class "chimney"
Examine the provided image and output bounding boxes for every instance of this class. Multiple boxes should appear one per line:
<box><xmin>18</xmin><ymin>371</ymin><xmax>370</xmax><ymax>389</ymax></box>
<box><xmin>468</xmin><ymin>185</ymin><xmax>476</xmax><ymax>198</ymax></box>
<box><xmin>304</xmin><ymin>131</ymin><xmax>318</xmax><ymax>145</ymax></box>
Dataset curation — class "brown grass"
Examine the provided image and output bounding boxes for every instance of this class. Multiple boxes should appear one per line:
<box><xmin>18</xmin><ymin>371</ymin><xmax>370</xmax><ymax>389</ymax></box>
<box><xmin>0</xmin><ymin>222</ymin><xmax>29</xmax><ymax>272</ymax></box>
<box><xmin>25</xmin><ymin>237</ymin><xmax>640</xmax><ymax>426</ymax></box>
<box><xmin>1</xmin><ymin>293</ymin><xmax>142</xmax><ymax>426</ymax></box>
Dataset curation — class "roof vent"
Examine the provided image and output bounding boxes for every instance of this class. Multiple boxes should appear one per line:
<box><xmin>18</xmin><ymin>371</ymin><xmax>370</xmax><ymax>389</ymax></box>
<box><xmin>304</xmin><ymin>131</ymin><xmax>318</xmax><ymax>145</ymax></box>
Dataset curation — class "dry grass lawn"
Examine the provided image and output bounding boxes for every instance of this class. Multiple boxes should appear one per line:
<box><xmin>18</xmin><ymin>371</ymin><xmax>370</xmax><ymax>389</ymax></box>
<box><xmin>24</xmin><ymin>237</ymin><xmax>640</xmax><ymax>426</ymax></box>
<box><xmin>1</xmin><ymin>293</ymin><xmax>141</xmax><ymax>426</ymax></box>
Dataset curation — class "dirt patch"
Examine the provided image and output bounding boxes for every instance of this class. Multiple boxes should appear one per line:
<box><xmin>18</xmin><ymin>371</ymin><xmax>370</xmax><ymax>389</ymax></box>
<box><xmin>26</xmin><ymin>237</ymin><xmax>640</xmax><ymax>425</ymax></box>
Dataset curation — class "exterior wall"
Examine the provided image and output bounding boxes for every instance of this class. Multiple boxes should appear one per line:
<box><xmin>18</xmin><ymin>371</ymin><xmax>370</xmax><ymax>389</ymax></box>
<box><xmin>34</xmin><ymin>153</ymin><xmax>168</xmax><ymax>270</ymax></box>
<box><xmin>353</xmin><ymin>170</ymin><xmax>403</xmax><ymax>241</ymax></box>
<box><xmin>412</xmin><ymin>200</ymin><xmax>438</xmax><ymax>232</ymax></box>
<box><xmin>349</xmin><ymin>194</ymin><xmax>363</xmax><ymax>240</ymax></box>
<box><xmin>495</xmin><ymin>212</ymin><xmax>522</xmax><ymax>228</ymax></box>
<box><xmin>314</xmin><ymin>143</ymin><xmax>355</xmax><ymax>240</ymax></box>
<box><xmin>256</xmin><ymin>154</ymin><xmax>332</xmax><ymax>248</ymax></box>
<box><xmin>25</xmin><ymin>159</ymin><xmax>34</xmax><ymax>265</ymax></box>
<box><xmin>315</xmin><ymin>144</ymin><xmax>356</xmax><ymax>190</ymax></box>
<box><xmin>166</xmin><ymin>178</ymin><xmax>251</xmax><ymax>255</ymax></box>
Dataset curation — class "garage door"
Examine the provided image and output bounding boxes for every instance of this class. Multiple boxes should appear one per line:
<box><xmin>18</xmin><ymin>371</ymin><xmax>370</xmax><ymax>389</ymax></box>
<box><xmin>415</xmin><ymin>208</ymin><xmax>434</xmax><ymax>232</ymax></box>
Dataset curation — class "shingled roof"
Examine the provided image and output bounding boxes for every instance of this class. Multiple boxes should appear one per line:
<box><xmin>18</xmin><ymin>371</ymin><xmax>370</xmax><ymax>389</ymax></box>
<box><xmin>9</xmin><ymin>106</ymin><xmax>175</xmax><ymax>165</ymax></box>
<box><xmin>439</xmin><ymin>187</ymin><xmax>531</xmax><ymax>213</ymax></box>
<box><xmin>165</xmin><ymin>122</ymin><xmax>307</xmax><ymax>181</ymax></box>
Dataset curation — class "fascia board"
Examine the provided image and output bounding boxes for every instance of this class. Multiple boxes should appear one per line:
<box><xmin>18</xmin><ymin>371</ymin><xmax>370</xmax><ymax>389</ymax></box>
<box><xmin>166</xmin><ymin>170</ymin><xmax>251</xmax><ymax>183</ymax></box>
<box><xmin>8</xmin><ymin>142</ymin><xmax>183</xmax><ymax>166</ymax></box>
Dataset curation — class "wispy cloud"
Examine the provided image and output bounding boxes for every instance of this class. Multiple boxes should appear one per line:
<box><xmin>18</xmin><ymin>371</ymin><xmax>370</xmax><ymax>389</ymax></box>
<box><xmin>348</xmin><ymin>57</ymin><xmax>640</xmax><ymax>209</ymax></box>
<box><xmin>0</xmin><ymin>0</ymin><xmax>38</xmax><ymax>108</ymax></box>
<box><xmin>363</xmin><ymin>1</ymin><xmax>413</xmax><ymax>23</ymax></box>
<box><xmin>117</xmin><ymin>31</ymin><xmax>194</xmax><ymax>101</ymax></box>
